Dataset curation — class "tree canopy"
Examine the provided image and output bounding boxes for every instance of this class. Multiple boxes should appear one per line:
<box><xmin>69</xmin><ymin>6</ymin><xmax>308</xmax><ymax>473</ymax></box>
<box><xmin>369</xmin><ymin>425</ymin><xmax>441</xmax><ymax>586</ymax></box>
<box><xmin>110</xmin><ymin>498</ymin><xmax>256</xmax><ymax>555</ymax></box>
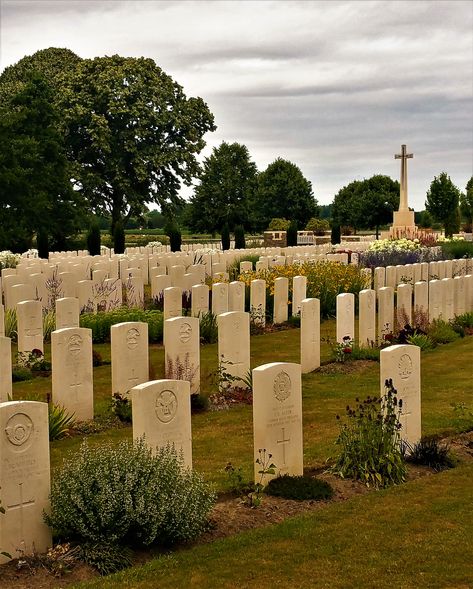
<box><xmin>256</xmin><ymin>159</ymin><xmax>317</xmax><ymax>230</ymax></box>
<box><xmin>331</xmin><ymin>175</ymin><xmax>399</xmax><ymax>237</ymax></box>
<box><xmin>187</xmin><ymin>142</ymin><xmax>258</xmax><ymax>233</ymax></box>
<box><xmin>425</xmin><ymin>172</ymin><xmax>461</xmax><ymax>237</ymax></box>
<box><xmin>460</xmin><ymin>176</ymin><xmax>473</xmax><ymax>229</ymax></box>
<box><xmin>0</xmin><ymin>74</ymin><xmax>81</xmax><ymax>252</ymax></box>
<box><xmin>0</xmin><ymin>48</ymin><xmax>216</xmax><ymax>234</ymax></box>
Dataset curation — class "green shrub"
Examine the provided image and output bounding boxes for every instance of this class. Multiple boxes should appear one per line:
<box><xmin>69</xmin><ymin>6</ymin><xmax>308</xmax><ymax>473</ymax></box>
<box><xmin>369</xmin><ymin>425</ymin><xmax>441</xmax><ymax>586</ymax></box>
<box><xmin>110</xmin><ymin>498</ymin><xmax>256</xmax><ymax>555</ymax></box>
<box><xmin>199</xmin><ymin>311</ymin><xmax>218</xmax><ymax>344</ymax></box>
<box><xmin>4</xmin><ymin>308</ymin><xmax>17</xmax><ymax>340</ymax></box>
<box><xmin>406</xmin><ymin>436</ymin><xmax>456</xmax><ymax>472</ymax></box>
<box><xmin>440</xmin><ymin>240</ymin><xmax>473</xmax><ymax>259</ymax></box>
<box><xmin>286</xmin><ymin>220</ymin><xmax>298</xmax><ymax>246</ymax></box>
<box><xmin>267</xmin><ymin>218</ymin><xmax>290</xmax><ymax>231</ymax></box>
<box><xmin>452</xmin><ymin>312</ymin><xmax>473</xmax><ymax>329</ymax></box>
<box><xmin>79</xmin><ymin>309</ymin><xmax>163</xmax><ymax>343</ymax></box>
<box><xmin>87</xmin><ymin>220</ymin><xmax>101</xmax><ymax>256</ymax></box>
<box><xmin>234</xmin><ymin>225</ymin><xmax>246</xmax><ymax>249</ymax></box>
<box><xmin>111</xmin><ymin>393</ymin><xmax>132</xmax><ymax>423</ymax></box>
<box><xmin>406</xmin><ymin>333</ymin><xmax>435</xmax><ymax>351</ymax></box>
<box><xmin>329</xmin><ymin>381</ymin><xmax>407</xmax><ymax>488</ymax></box>
<box><xmin>190</xmin><ymin>393</ymin><xmax>209</xmax><ymax>414</ymax></box>
<box><xmin>113</xmin><ymin>220</ymin><xmax>126</xmax><ymax>254</ymax></box>
<box><xmin>265</xmin><ymin>475</ymin><xmax>333</xmax><ymax>501</ymax></box>
<box><xmin>305</xmin><ymin>218</ymin><xmax>330</xmax><ymax>235</ymax></box>
<box><xmin>78</xmin><ymin>542</ymin><xmax>133</xmax><ymax>576</ymax></box>
<box><xmin>428</xmin><ymin>318</ymin><xmax>460</xmax><ymax>344</ymax></box>
<box><xmin>221</xmin><ymin>224</ymin><xmax>230</xmax><ymax>250</ymax></box>
<box><xmin>43</xmin><ymin>310</ymin><xmax>56</xmax><ymax>342</ymax></box>
<box><xmin>12</xmin><ymin>366</ymin><xmax>33</xmax><ymax>382</ymax></box>
<box><xmin>331</xmin><ymin>224</ymin><xmax>341</xmax><ymax>245</ymax></box>
<box><xmin>49</xmin><ymin>404</ymin><xmax>76</xmax><ymax>441</ymax></box>
<box><xmin>45</xmin><ymin>439</ymin><xmax>215</xmax><ymax>547</ymax></box>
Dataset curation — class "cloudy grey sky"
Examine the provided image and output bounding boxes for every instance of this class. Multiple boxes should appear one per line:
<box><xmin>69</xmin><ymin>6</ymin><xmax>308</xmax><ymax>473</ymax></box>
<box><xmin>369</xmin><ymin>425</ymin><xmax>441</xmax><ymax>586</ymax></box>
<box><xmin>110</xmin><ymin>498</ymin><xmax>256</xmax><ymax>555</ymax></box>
<box><xmin>1</xmin><ymin>0</ymin><xmax>472</xmax><ymax>209</ymax></box>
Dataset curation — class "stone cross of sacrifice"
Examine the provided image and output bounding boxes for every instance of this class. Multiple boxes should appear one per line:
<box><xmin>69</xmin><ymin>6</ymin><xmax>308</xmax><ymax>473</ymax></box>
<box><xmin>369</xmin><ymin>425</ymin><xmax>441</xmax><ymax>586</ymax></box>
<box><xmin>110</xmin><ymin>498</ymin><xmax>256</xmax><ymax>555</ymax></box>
<box><xmin>394</xmin><ymin>144</ymin><xmax>413</xmax><ymax>212</ymax></box>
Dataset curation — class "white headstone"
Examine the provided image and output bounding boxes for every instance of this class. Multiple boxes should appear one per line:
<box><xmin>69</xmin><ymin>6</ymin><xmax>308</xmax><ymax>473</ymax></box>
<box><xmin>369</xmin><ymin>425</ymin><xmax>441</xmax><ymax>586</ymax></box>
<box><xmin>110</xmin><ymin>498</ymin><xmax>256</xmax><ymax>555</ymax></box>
<box><xmin>228</xmin><ymin>281</ymin><xmax>246</xmax><ymax>313</ymax></box>
<box><xmin>164</xmin><ymin>316</ymin><xmax>200</xmax><ymax>394</ymax></box>
<box><xmin>300</xmin><ymin>298</ymin><xmax>320</xmax><ymax>373</ymax></box>
<box><xmin>377</xmin><ymin>286</ymin><xmax>394</xmax><ymax>344</ymax></box>
<box><xmin>380</xmin><ymin>344</ymin><xmax>421</xmax><ymax>447</ymax></box>
<box><xmin>51</xmin><ymin>327</ymin><xmax>93</xmax><ymax>421</ymax></box>
<box><xmin>428</xmin><ymin>279</ymin><xmax>443</xmax><ymax>321</ymax></box>
<box><xmin>16</xmin><ymin>300</ymin><xmax>43</xmax><ymax>353</ymax></box>
<box><xmin>358</xmin><ymin>289</ymin><xmax>376</xmax><ymax>347</ymax></box>
<box><xmin>0</xmin><ymin>336</ymin><xmax>12</xmax><ymax>402</ymax></box>
<box><xmin>292</xmin><ymin>276</ymin><xmax>307</xmax><ymax>316</ymax></box>
<box><xmin>211</xmin><ymin>282</ymin><xmax>228</xmax><ymax>316</ymax></box>
<box><xmin>217</xmin><ymin>312</ymin><xmax>250</xmax><ymax>388</ymax></box>
<box><xmin>252</xmin><ymin>362</ymin><xmax>303</xmax><ymax>485</ymax></box>
<box><xmin>132</xmin><ymin>379</ymin><xmax>192</xmax><ymax>468</ymax></box>
<box><xmin>397</xmin><ymin>283</ymin><xmax>413</xmax><ymax>326</ymax></box>
<box><xmin>191</xmin><ymin>284</ymin><xmax>209</xmax><ymax>318</ymax></box>
<box><xmin>273</xmin><ymin>277</ymin><xmax>288</xmax><ymax>324</ymax></box>
<box><xmin>55</xmin><ymin>297</ymin><xmax>80</xmax><ymax>330</ymax></box>
<box><xmin>336</xmin><ymin>293</ymin><xmax>355</xmax><ymax>344</ymax></box>
<box><xmin>0</xmin><ymin>401</ymin><xmax>51</xmax><ymax>563</ymax></box>
<box><xmin>163</xmin><ymin>287</ymin><xmax>183</xmax><ymax>319</ymax></box>
<box><xmin>111</xmin><ymin>322</ymin><xmax>149</xmax><ymax>398</ymax></box>
<box><xmin>441</xmin><ymin>278</ymin><xmax>454</xmax><ymax>321</ymax></box>
<box><xmin>453</xmin><ymin>276</ymin><xmax>466</xmax><ymax>316</ymax></box>
<box><xmin>250</xmin><ymin>279</ymin><xmax>266</xmax><ymax>327</ymax></box>
<box><xmin>414</xmin><ymin>281</ymin><xmax>428</xmax><ymax>318</ymax></box>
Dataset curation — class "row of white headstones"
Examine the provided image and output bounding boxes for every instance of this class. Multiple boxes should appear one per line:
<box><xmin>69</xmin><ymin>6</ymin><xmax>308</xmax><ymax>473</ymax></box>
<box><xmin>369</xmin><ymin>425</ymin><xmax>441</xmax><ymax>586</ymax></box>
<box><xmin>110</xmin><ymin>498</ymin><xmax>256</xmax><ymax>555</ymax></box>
<box><xmin>1</xmin><ymin>268</ymin><xmax>472</xmax><ymax>406</ymax></box>
<box><xmin>2</xmin><ymin>252</ymin><xmax>470</xmax><ymax>314</ymax></box>
<box><xmin>0</xmin><ymin>342</ymin><xmax>420</xmax><ymax>565</ymax></box>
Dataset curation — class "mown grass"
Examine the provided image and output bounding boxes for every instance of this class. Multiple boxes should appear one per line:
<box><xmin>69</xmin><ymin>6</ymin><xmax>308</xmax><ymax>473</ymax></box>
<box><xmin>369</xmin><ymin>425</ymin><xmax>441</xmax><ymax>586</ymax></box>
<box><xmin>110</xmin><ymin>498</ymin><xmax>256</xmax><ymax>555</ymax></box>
<box><xmin>76</xmin><ymin>462</ymin><xmax>473</xmax><ymax>589</ymax></box>
<box><xmin>10</xmin><ymin>318</ymin><xmax>473</xmax><ymax>587</ymax></box>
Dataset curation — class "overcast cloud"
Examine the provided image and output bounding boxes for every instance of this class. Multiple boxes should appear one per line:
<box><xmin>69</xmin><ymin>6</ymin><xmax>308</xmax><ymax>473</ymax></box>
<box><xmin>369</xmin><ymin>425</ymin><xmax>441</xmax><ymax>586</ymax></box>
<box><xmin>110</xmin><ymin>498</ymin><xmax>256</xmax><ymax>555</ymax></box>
<box><xmin>1</xmin><ymin>0</ymin><xmax>472</xmax><ymax>209</ymax></box>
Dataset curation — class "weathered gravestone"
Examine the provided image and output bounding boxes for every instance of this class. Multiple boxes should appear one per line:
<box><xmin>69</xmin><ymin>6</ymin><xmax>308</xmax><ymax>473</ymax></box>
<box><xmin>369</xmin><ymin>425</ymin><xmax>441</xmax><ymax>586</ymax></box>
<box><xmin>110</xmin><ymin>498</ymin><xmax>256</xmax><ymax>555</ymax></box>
<box><xmin>0</xmin><ymin>401</ymin><xmax>51</xmax><ymax>563</ymax></box>
<box><xmin>55</xmin><ymin>297</ymin><xmax>80</xmax><ymax>330</ymax></box>
<box><xmin>132</xmin><ymin>379</ymin><xmax>192</xmax><ymax>468</ymax></box>
<box><xmin>51</xmin><ymin>327</ymin><xmax>93</xmax><ymax>421</ymax></box>
<box><xmin>252</xmin><ymin>362</ymin><xmax>303</xmax><ymax>485</ymax></box>
<box><xmin>300</xmin><ymin>298</ymin><xmax>320</xmax><ymax>373</ymax></box>
<box><xmin>273</xmin><ymin>277</ymin><xmax>288</xmax><ymax>324</ymax></box>
<box><xmin>228</xmin><ymin>281</ymin><xmax>245</xmax><ymax>313</ymax></box>
<box><xmin>380</xmin><ymin>344</ymin><xmax>421</xmax><ymax>447</ymax></box>
<box><xmin>250</xmin><ymin>279</ymin><xmax>266</xmax><ymax>327</ymax></box>
<box><xmin>377</xmin><ymin>286</ymin><xmax>394</xmax><ymax>343</ymax></box>
<box><xmin>212</xmin><ymin>282</ymin><xmax>229</xmax><ymax>316</ymax></box>
<box><xmin>397</xmin><ymin>283</ymin><xmax>412</xmax><ymax>325</ymax></box>
<box><xmin>191</xmin><ymin>284</ymin><xmax>209</xmax><ymax>318</ymax></box>
<box><xmin>292</xmin><ymin>276</ymin><xmax>307</xmax><ymax>317</ymax></box>
<box><xmin>0</xmin><ymin>337</ymin><xmax>12</xmax><ymax>402</ymax></box>
<box><xmin>358</xmin><ymin>289</ymin><xmax>376</xmax><ymax>347</ymax></box>
<box><xmin>336</xmin><ymin>293</ymin><xmax>354</xmax><ymax>344</ymax></box>
<box><xmin>111</xmin><ymin>322</ymin><xmax>149</xmax><ymax>398</ymax></box>
<box><xmin>217</xmin><ymin>312</ymin><xmax>250</xmax><ymax>388</ymax></box>
<box><xmin>165</xmin><ymin>316</ymin><xmax>200</xmax><ymax>394</ymax></box>
<box><xmin>16</xmin><ymin>300</ymin><xmax>43</xmax><ymax>354</ymax></box>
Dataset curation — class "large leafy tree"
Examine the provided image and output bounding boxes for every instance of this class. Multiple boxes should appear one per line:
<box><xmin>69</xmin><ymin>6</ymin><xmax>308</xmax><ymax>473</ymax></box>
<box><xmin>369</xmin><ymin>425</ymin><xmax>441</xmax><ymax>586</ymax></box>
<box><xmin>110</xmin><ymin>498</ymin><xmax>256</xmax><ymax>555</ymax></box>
<box><xmin>188</xmin><ymin>142</ymin><xmax>258</xmax><ymax>233</ymax></box>
<box><xmin>332</xmin><ymin>175</ymin><xmax>399</xmax><ymax>237</ymax></box>
<box><xmin>255</xmin><ymin>159</ymin><xmax>317</xmax><ymax>230</ymax></box>
<box><xmin>0</xmin><ymin>74</ymin><xmax>81</xmax><ymax>252</ymax></box>
<box><xmin>460</xmin><ymin>176</ymin><xmax>473</xmax><ymax>229</ymax></box>
<box><xmin>0</xmin><ymin>49</ymin><xmax>216</xmax><ymax>234</ymax></box>
<box><xmin>425</xmin><ymin>172</ymin><xmax>461</xmax><ymax>237</ymax></box>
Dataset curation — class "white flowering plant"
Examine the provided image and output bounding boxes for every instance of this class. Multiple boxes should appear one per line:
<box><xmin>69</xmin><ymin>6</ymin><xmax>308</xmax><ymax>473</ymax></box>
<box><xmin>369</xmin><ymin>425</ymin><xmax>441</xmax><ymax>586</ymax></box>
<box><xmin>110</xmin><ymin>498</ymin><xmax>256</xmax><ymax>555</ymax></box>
<box><xmin>0</xmin><ymin>250</ymin><xmax>21</xmax><ymax>270</ymax></box>
<box><xmin>147</xmin><ymin>240</ymin><xmax>163</xmax><ymax>248</ymax></box>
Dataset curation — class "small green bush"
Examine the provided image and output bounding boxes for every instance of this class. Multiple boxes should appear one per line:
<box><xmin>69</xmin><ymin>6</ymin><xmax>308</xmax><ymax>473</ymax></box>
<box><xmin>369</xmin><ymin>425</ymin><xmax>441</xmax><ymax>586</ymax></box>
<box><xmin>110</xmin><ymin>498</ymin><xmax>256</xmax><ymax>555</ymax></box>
<box><xmin>190</xmin><ymin>393</ymin><xmax>209</xmax><ymax>414</ymax></box>
<box><xmin>234</xmin><ymin>225</ymin><xmax>246</xmax><ymax>249</ymax></box>
<box><xmin>428</xmin><ymin>318</ymin><xmax>460</xmax><ymax>344</ymax></box>
<box><xmin>440</xmin><ymin>240</ymin><xmax>473</xmax><ymax>259</ymax></box>
<box><xmin>406</xmin><ymin>333</ymin><xmax>435</xmax><ymax>351</ymax></box>
<box><xmin>49</xmin><ymin>404</ymin><xmax>76</xmax><ymax>441</ymax></box>
<box><xmin>329</xmin><ymin>380</ymin><xmax>407</xmax><ymax>488</ymax></box>
<box><xmin>199</xmin><ymin>311</ymin><xmax>218</xmax><ymax>344</ymax></box>
<box><xmin>12</xmin><ymin>366</ymin><xmax>33</xmax><ymax>382</ymax></box>
<box><xmin>45</xmin><ymin>439</ymin><xmax>215</xmax><ymax>547</ymax></box>
<box><xmin>78</xmin><ymin>542</ymin><xmax>133</xmax><ymax>576</ymax></box>
<box><xmin>267</xmin><ymin>218</ymin><xmax>290</xmax><ymax>231</ymax></box>
<box><xmin>265</xmin><ymin>475</ymin><xmax>334</xmax><ymax>501</ymax></box>
<box><xmin>4</xmin><ymin>308</ymin><xmax>17</xmax><ymax>340</ymax></box>
<box><xmin>406</xmin><ymin>436</ymin><xmax>456</xmax><ymax>472</ymax></box>
<box><xmin>452</xmin><ymin>312</ymin><xmax>473</xmax><ymax>329</ymax></box>
<box><xmin>111</xmin><ymin>393</ymin><xmax>132</xmax><ymax>423</ymax></box>
<box><xmin>80</xmin><ymin>309</ymin><xmax>163</xmax><ymax>343</ymax></box>
<box><xmin>221</xmin><ymin>224</ymin><xmax>230</xmax><ymax>250</ymax></box>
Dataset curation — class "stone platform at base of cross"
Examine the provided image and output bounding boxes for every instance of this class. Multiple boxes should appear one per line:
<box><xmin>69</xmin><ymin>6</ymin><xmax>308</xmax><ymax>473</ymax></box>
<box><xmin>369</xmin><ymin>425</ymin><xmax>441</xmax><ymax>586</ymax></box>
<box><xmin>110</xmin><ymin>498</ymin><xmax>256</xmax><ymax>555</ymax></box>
<box><xmin>388</xmin><ymin>209</ymin><xmax>418</xmax><ymax>239</ymax></box>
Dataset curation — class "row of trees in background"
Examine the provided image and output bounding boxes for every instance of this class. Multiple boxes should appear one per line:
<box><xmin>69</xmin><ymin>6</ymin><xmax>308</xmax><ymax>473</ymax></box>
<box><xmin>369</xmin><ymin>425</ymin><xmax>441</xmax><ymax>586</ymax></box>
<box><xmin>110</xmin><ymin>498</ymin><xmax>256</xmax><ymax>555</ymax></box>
<box><xmin>187</xmin><ymin>142</ymin><xmax>318</xmax><ymax>234</ymax></box>
<box><xmin>0</xmin><ymin>48</ymin><xmax>472</xmax><ymax>253</ymax></box>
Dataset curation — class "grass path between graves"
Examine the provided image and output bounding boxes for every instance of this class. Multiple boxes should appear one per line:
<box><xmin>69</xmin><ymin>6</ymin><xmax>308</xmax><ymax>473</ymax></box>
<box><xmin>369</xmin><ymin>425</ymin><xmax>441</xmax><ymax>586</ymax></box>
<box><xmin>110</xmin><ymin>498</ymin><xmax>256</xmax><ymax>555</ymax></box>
<box><xmin>76</xmin><ymin>461</ymin><xmax>473</xmax><ymax>589</ymax></box>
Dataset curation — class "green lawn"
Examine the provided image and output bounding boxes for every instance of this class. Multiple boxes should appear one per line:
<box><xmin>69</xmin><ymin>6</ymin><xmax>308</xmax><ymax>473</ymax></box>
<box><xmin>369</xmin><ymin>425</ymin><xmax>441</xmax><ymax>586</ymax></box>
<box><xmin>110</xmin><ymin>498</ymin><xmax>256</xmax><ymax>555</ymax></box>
<box><xmin>10</xmin><ymin>322</ymin><xmax>473</xmax><ymax>587</ymax></box>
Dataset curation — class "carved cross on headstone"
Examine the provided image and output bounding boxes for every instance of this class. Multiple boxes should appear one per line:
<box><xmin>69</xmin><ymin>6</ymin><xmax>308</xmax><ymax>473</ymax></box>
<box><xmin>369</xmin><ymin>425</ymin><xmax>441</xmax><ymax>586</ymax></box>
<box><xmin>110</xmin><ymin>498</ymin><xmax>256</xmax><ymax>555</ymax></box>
<box><xmin>128</xmin><ymin>367</ymin><xmax>140</xmax><ymax>388</ymax></box>
<box><xmin>277</xmin><ymin>427</ymin><xmax>290</xmax><ymax>466</ymax></box>
<box><xmin>70</xmin><ymin>372</ymin><xmax>82</xmax><ymax>402</ymax></box>
<box><xmin>394</xmin><ymin>144</ymin><xmax>414</xmax><ymax>212</ymax></box>
<box><xmin>7</xmin><ymin>482</ymin><xmax>35</xmax><ymax>543</ymax></box>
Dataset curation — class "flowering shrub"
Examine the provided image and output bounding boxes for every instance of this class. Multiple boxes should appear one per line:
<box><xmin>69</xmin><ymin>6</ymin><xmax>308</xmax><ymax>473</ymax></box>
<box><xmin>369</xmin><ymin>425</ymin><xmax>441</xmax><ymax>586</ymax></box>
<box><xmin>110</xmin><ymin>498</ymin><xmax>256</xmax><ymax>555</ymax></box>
<box><xmin>360</xmin><ymin>238</ymin><xmax>442</xmax><ymax>267</ymax></box>
<box><xmin>21</xmin><ymin>248</ymin><xmax>39</xmax><ymax>258</ymax></box>
<box><xmin>147</xmin><ymin>240</ymin><xmax>163</xmax><ymax>248</ymax></box>
<box><xmin>0</xmin><ymin>250</ymin><xmax>21</xmax><ymax>270</ymax></box>
<box><xmin>45</xmin><ymin>439</ymin><xmax>215</xmax><ymax>547</ymax></box>
<box><xmin>239</xmin><ymin>261</ymin><xmax>369</xmax><ymax>318</ymax></box>
<box><xmin>333</xmin><ymin>336</ymin><xmax>354</xmax><ymax>362</ymax></box>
